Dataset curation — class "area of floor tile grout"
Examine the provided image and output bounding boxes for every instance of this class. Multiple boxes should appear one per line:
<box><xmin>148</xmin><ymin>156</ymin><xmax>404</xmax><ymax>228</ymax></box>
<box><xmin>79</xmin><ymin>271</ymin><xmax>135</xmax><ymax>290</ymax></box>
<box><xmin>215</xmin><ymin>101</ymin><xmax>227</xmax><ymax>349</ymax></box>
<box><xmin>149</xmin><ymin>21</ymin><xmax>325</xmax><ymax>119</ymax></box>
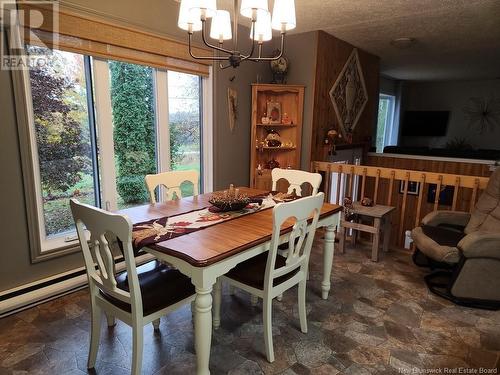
<box><xmin>1</xmin><ymin>233</ymin><xmax>499</xmax><ymax>374</ymax></box>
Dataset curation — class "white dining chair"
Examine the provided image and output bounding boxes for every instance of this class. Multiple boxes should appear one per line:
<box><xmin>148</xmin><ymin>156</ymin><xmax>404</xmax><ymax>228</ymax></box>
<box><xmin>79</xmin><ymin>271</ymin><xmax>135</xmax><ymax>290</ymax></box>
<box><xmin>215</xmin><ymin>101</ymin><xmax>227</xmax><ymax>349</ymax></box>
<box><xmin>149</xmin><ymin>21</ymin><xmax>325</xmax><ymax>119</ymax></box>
<box><xmin>213</xmin><ymin>193</ymin><xmax>324</xmax><ymax>363</ymax></box>
<box><xmin>145</xmin><ymin>170</ymin><xmax>199</xmax><ymax>203</ymax></box>
<box><xmin>270</xmin><ymin>168</ymin><xmax>323</xmax><ymax>301</ymax></box>
<box><xmin>70</xmin><ymin>199</ymin><xmax>195</xmax><ymax>375</ymax></box>
<box><xmin>271</xmin><ymin>168</ymin><xmax>322</xmax><ymax>196</ymax></box>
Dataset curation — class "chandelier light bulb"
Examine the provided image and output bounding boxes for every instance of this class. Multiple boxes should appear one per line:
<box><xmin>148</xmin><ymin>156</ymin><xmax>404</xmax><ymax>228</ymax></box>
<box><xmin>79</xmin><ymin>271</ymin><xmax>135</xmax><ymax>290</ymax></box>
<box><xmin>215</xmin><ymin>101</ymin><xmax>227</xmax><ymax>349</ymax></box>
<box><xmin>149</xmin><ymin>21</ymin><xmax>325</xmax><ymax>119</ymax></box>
<box><xmin>240</xmin><ymin>0</ymin><xmax>268</xmax><ymax>19</ymax></box>
<box><xmin>178</xmin><ymin>0</ymin><xmax>203</xmax><ymax>32</ymax></box>
<box><xmin>271</xmin><ymin>0</ymin><xmax>296</xmax><ymax>32</ymax></box>
<box><xmin>189</xmin><ymin>0</ymin><xmax>217</xmax><ymax>19</ymax></box>
<box><xmin>250</xmin><ymin>11</ymin><xmax>272</xmax><ymax>42</ymax></box>
<box><xmin>210</xmin><ymin>10</ymin><xmax>233</xmax><ymax>42</ymax></box>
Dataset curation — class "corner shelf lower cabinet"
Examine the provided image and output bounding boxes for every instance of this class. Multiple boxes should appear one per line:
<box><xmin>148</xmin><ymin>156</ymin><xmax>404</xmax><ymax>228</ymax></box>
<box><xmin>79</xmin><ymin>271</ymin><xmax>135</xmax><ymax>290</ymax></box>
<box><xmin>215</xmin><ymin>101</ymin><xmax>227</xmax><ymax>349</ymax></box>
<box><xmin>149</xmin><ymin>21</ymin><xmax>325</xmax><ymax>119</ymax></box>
<box><xmin>250</xmin><ymin>84</ymin><xmax>305</xmax><ymax>190</ymax></box>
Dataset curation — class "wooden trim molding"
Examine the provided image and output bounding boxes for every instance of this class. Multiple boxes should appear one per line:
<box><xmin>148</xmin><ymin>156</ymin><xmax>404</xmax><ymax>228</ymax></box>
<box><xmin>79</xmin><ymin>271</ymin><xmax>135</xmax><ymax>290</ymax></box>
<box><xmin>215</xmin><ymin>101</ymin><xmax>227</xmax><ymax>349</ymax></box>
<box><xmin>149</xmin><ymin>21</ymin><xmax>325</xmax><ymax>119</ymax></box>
<box><xmin>18</xmin><ymin>1</ymin><xmax>211</xmax><ymax>76</ymax></box>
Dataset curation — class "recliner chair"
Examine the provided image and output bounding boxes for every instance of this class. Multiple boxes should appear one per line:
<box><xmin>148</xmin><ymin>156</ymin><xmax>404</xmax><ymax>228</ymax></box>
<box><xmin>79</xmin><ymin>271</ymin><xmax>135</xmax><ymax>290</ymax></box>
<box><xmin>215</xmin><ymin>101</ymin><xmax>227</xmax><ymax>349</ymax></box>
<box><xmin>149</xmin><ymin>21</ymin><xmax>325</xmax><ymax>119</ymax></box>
<box><xmin>411</xmin><ymin>167</ymin><xmax>500</xmax><ymax>309</ymax></box>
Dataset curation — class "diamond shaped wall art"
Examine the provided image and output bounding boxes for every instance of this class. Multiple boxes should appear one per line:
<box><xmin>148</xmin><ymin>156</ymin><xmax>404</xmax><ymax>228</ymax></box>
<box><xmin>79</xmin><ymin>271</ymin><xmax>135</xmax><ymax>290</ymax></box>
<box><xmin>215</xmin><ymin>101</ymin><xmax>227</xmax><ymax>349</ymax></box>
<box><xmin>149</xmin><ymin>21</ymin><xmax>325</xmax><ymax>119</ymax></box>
<box><xmin>329</xmin><ymin>49</ymin><xmax>368</xmax><ymax>140</ymax></box>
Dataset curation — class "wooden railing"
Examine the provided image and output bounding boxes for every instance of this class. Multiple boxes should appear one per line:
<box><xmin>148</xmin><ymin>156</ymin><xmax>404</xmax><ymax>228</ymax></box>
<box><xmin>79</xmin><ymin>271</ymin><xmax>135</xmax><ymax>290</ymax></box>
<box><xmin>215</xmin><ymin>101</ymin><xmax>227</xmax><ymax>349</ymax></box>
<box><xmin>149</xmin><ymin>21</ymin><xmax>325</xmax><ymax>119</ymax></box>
<box><xmin>312</xmin><ymin>161</ymin><xmax>491</xmax><ymax>248</ymax></box>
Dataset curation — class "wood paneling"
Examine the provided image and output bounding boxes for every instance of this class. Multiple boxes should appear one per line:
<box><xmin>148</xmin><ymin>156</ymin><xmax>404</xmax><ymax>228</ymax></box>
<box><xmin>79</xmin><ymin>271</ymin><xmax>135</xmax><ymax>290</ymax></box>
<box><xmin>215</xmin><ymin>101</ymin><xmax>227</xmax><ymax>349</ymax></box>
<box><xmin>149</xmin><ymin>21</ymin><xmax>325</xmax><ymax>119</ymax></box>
<box><xmin>310</xmin><ymin>31</ymin><xmax>380</xmax><ymax>162</ymax></box>
<box><xmin>365</xmin><ymin>155</ymin><xmax>492</xmax><ymax>178</ymax></box>
<box><xmin>313</xmin><ymin>160</ymin><xmax>492</xmax><ymax>249</ymax></box>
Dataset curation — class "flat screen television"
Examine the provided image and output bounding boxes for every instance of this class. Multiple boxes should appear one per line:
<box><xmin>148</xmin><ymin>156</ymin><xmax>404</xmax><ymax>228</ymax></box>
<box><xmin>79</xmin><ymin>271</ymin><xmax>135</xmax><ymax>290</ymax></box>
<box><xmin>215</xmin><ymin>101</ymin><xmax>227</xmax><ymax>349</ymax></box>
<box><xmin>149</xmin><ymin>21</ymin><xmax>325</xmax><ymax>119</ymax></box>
<box><xmin>401</xmin><ymin>111</ymin><xmax>450</xmax><ymax>136</ymax></box>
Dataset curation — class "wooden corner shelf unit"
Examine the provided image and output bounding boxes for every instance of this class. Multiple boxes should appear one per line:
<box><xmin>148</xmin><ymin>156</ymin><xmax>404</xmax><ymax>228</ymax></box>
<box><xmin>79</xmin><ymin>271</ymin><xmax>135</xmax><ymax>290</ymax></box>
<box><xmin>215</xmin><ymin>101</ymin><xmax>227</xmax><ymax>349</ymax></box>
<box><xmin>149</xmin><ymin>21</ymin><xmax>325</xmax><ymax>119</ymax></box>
<box><xmin>250</xmin><ymin>84</ymin><xmax>305</xmax><ymax>190</ymax></box>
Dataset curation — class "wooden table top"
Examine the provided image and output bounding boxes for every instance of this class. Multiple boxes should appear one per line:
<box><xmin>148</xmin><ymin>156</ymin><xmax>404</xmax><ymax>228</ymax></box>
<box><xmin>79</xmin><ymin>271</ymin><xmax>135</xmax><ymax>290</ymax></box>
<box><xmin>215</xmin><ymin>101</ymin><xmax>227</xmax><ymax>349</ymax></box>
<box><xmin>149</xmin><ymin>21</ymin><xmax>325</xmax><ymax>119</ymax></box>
<box><xmin>118</xmin><ymin>187</ymin><xmax>342</xmax><ymax>267</ymax></box>
<box><xmin>351</xmin><ymin>202</ymin><xmax>395</xmax><ymax>218</ymax></box>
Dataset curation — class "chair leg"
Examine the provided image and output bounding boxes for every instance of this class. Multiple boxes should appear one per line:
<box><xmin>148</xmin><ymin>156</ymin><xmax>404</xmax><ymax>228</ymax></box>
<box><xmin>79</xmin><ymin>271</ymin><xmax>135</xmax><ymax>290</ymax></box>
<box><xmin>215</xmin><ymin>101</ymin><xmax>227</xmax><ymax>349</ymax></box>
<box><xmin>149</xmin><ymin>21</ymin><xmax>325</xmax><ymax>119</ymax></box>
<box><xmin>263</xmin><ymin>298</ymin><xmax>274</xmax><ymax>363</ymax></box>
<box><xmin>298</xmin><ymin>280</ymin><xmax>308</xmax><ymax>333</ymax></box>
<box><xmin>105</xmin><ymin>312</ymin><xmax>116</xmax><ymax>327</ymax></box>
<box><xmin>152</xmin><ymin>318</ymin><xmax>160</xmax><ymax>331</ymax></box>
<box><xmin>213</xmin><ymin>279</ymin><xmax>222</xmax><ymax>330</ymax></box>
<box><xmin>87</xmin><ymin>303</ymin><xmax>102</xmax><ymax>369</ymax></box>
<box><xmin>251</xmin><ymin>294</ymin><xmax>259</xmax><ymax>306</ymax></box>
<box><xmin>131</xmin><ymin>322</ymin><xmax>144</xmax><ymax>375</ymax></box>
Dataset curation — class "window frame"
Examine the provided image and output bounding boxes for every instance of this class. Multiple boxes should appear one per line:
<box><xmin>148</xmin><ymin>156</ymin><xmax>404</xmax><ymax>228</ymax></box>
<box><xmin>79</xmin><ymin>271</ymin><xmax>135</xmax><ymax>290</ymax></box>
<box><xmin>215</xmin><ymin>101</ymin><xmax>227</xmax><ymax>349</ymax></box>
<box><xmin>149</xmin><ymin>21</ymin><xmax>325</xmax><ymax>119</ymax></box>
<box><xmin>11</xmin><ymin>40</ymin><xmax>213</xmax><ymax>263</ymax></box>
<box><xmin>375</xmin><ymin>93</ymin><xmax>397</xmax><ymax>153</ymax></box>
<box><xmin>12</xmin><ymin>55</ymin><xmax>84</xmax><ymax>260</ymax></box>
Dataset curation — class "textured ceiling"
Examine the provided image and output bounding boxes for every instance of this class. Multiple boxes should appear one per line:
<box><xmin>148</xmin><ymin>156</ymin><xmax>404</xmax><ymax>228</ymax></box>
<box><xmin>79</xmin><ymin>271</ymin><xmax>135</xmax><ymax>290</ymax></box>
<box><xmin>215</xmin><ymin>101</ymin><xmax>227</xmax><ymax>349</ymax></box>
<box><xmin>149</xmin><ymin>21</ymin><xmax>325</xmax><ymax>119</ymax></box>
<box><xmin>220</xmin><ymin>0</ymin><xmax>500</xmax><ymax>81</ymax></box>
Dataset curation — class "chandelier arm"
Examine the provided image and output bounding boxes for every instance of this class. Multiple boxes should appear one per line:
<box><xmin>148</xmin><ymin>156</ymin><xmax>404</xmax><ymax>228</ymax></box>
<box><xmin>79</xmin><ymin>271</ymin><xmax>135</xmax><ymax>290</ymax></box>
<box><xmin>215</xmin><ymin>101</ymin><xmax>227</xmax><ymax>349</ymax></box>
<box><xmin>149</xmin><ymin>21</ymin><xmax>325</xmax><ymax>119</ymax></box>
<box><xmin>248</xmin><ymin>33</ymin><xmax>285</xmax><ymax>61</ymax></box>
<box><xmin>188</xmin><ymin>34</ymin><xmax>232</xmax><ymax>60</ymax></box>
<box><xmin>200</xmin><ymin>20</ymin><xmax>234</xmax><ymax>54</ymax></box>
<box><xmin>217</xmin><ymin>43</ymin><xmax>231</xmax><ymax>69</ymax></box>
<box><xmin>240</xmin><ymin>21</ymin><xmax>257</xmax><ymax>60</ymax></box>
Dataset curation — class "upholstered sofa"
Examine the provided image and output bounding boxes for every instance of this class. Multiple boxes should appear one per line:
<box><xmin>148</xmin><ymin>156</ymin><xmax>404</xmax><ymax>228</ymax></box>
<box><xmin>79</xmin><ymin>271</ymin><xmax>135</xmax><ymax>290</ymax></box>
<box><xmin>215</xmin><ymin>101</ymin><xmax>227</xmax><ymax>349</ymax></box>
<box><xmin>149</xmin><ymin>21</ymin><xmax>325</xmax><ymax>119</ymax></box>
<box><xmin>411</xmin><ymin>167</ymin><xmax>500</xmax><ymax>309</ymax></box>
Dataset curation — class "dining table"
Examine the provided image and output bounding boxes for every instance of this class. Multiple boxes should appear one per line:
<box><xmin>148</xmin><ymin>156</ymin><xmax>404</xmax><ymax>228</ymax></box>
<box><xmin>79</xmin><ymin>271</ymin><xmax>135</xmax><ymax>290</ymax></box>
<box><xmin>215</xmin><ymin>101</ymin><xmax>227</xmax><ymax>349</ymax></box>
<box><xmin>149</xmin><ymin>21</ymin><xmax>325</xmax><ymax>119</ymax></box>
<box><xmin>118</xmin><ymin>187</ymin><xmax>342</xmax><ymax>375</ymax></box>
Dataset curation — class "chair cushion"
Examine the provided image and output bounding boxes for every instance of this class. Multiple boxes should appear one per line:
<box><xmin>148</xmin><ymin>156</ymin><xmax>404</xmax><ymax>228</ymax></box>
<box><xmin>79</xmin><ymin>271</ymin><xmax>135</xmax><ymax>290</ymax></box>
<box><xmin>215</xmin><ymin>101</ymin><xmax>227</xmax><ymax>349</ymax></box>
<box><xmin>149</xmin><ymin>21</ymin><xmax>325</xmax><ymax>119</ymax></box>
<box><xmin>100</xmin><ymin>260</ymin><xmax>195</xmax><ymax>316</ymax></box>
<box><xmin>226</xmin><ymin>253</ymin><xmax>299</xmax><ymax>290</ymax></box>
<box><xmin>411</xmin><ymin>225</ymin><xmax>467</xmax><ymax>264</ymax></box>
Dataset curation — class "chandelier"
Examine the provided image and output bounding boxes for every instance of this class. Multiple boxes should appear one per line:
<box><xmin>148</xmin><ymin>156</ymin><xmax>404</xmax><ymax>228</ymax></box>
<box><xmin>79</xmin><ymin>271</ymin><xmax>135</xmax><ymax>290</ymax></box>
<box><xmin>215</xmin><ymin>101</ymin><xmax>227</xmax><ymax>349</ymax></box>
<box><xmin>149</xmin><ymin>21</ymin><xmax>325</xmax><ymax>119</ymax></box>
<box><xmin>177</xmin><ymin>0</ymin><xmax>296</xmax><ymax>68</ymax></box>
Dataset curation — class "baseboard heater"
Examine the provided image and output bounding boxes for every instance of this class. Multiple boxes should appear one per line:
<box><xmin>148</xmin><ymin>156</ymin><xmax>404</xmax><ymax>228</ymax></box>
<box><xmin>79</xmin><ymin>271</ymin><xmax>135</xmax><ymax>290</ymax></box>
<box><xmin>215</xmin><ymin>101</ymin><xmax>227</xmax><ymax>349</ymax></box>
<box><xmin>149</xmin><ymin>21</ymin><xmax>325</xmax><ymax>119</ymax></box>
<box><xmin>0</xmin><ymin>253</ymin><xmax>154</xmax><ymax>318</ymax></box>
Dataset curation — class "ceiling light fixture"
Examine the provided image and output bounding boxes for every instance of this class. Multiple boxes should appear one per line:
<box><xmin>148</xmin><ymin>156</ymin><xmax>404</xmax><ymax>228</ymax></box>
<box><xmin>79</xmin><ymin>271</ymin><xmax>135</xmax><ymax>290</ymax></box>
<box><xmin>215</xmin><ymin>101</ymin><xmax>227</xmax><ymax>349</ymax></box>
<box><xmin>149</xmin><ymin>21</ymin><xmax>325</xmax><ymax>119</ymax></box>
<box><xmin>177</xmin><ymin>0</ymin><xmax>296</xmax><ymax>69</ymax></box>
<box><xmin>390</xmin><ymin>37</ymin><xmax>416</xmax><ymax>49</ymax></box>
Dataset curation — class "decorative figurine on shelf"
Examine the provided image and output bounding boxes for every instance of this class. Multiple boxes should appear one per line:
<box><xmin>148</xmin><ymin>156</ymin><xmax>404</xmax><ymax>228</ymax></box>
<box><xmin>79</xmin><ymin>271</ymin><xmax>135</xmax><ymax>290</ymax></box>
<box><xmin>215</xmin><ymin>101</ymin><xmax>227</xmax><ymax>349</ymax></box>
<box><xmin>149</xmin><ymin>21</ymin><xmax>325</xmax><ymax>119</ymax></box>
<box><xmin>282</xmin><ymin>113</ymin><xmax>292</xmax><ymax>125</ymax></box>
<box><xmin>265</xmin><ymin>128</ymin><xmax>282</xmax><ymax>147</ymax></box>
<box><xmin>266</xmin><ymin>158</ymin><xmax>280</xmax><ymax>170</ymax></box>
<box><xmin>261</xmin><ymin>112</ymin><xmax>270</xmax><ymax>124</ymax></box>
<box><xmin>361</xmin><ymin>197</ymin><xmax>373</xmax><ymax>207</ymax></box>
<box><xmin>258</xmin><ymin>140</ymin><xmax>265</xmax><ymax>152</ymax></box>
<box><xmin>270</xmin><ymin>54</ymin><xmax>289</xmax><ymax>84</ymax></box>
<box><xmin>257</xmin><ymin>164</ymin><xmax>263</xmax><ymax>175</ymax></box>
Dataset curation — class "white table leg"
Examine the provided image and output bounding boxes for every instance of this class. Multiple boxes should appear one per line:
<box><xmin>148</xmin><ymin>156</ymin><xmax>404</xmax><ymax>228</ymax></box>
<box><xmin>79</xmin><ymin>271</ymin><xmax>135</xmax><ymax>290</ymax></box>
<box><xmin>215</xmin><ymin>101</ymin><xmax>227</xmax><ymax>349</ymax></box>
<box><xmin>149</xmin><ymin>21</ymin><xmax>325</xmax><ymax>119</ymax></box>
<box><xmin>194</xmin><ymin>286</ymin><xmax>213</xmax><ymax>375</ymax></box>
<box><xmin>322</xmin><ymin>224</ymin><xmax>336</xmax><ymax>300</ymax></box>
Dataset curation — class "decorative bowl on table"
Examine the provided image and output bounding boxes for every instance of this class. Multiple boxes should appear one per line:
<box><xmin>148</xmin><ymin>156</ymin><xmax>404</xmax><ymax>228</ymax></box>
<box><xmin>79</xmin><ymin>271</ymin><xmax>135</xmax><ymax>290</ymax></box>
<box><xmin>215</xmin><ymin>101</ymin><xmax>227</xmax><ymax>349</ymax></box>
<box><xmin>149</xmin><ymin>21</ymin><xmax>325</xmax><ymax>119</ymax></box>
<box><xmin>209</xmin><ymin>191</ymin><xmax>251</xmax><ymax>212</ymax></box>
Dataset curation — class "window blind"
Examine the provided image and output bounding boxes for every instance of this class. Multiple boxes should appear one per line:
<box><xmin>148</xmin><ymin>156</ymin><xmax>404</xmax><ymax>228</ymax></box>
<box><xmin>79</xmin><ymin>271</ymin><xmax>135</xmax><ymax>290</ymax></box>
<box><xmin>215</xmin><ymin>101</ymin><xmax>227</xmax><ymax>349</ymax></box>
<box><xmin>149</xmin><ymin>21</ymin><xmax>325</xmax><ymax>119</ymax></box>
<box><xmin>19</xmin><ymin>3</ymin><xmax>211</xmax><ymax>76</ymax></box>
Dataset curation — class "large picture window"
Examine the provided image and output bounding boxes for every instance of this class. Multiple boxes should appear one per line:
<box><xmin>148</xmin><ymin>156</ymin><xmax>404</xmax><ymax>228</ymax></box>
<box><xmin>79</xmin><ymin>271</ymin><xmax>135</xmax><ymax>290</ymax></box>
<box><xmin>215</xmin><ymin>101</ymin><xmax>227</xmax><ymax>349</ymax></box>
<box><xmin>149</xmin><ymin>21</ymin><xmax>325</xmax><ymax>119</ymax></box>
<box><xmin>20</xmin><ymin>46</ymin><xmax>211</xmax><ymax>259</ymax></box>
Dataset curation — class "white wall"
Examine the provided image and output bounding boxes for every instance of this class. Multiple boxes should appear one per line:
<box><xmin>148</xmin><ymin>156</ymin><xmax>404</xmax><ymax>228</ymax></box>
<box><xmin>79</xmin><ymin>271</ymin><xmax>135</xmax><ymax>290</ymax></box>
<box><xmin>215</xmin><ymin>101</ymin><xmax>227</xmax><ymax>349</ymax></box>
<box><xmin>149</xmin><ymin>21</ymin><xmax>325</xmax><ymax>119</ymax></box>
<box><xmin>401</xmin><ymin>79</ymin><xmax>500</xmax><ymax>150</ymax></box>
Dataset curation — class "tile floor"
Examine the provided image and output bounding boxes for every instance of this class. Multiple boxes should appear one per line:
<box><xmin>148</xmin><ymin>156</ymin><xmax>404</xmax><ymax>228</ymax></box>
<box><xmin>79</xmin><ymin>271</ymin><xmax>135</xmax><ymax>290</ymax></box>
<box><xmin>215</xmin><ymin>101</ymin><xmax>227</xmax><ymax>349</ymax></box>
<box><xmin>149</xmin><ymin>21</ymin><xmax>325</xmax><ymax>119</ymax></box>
<box><xmin>1</xmin><ymin>234</ymin><xmax>499</xmax><ymax>374</ymax></box>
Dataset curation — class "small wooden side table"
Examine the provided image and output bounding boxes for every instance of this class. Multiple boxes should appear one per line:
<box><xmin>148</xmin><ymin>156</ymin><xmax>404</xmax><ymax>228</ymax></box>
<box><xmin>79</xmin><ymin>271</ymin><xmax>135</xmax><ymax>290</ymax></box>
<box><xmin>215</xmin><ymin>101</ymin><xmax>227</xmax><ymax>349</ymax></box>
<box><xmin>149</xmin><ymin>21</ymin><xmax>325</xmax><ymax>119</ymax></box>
<box><xmin>338</xmin><ymin>202</ymin><xmax>395</xmax><ymax>262</ymax></box>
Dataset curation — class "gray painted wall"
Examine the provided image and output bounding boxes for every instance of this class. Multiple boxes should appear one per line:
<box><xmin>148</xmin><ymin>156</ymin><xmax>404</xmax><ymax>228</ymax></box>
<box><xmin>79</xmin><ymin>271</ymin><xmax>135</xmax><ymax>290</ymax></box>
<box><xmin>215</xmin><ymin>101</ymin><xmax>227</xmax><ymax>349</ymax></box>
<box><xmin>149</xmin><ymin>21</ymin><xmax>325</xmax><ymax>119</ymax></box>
<box><xmin>0</xmin><ymin>1</ymin><xmax>270</xmax><ymax>291</ymax></box>
<box><xmin>213</xmin><ymin>63</ymin><xmax>272</xmax><ymax>190</ymax></box>
<box><xmin>274</xmin><ymin>31</ymin><xmax>318</xmax><ymax>170</ymax></box>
